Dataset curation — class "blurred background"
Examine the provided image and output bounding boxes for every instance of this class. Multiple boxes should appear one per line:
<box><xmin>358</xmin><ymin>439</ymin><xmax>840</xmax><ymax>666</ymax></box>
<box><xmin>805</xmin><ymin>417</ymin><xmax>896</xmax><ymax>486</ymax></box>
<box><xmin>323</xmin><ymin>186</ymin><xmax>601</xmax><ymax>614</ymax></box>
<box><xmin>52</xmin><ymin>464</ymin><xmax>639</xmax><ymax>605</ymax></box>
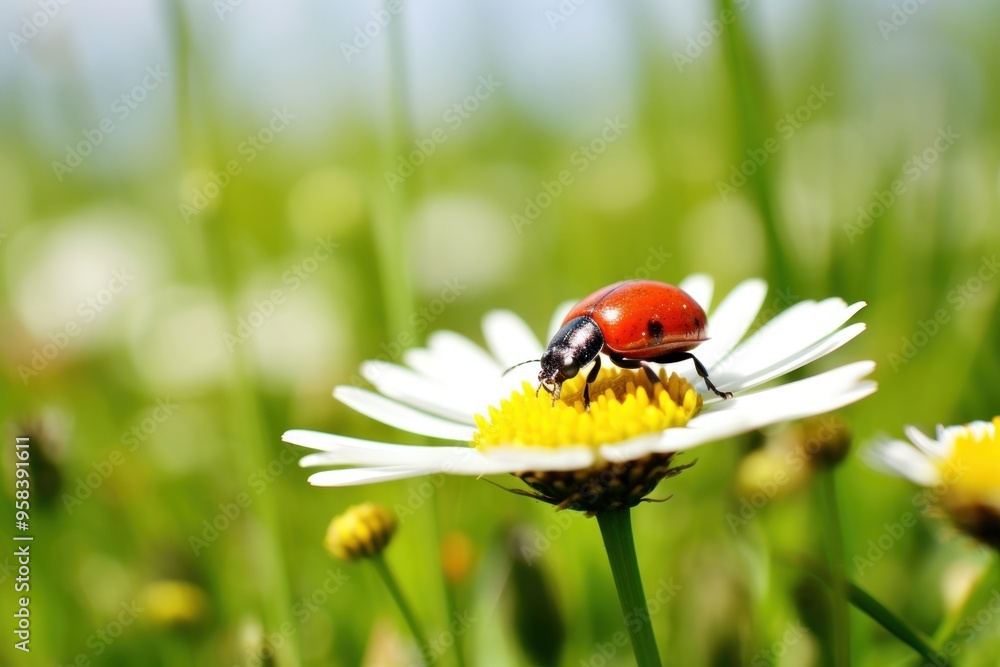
<box><xmin>1</xmin><ymin>0</ymin><xmax>999</xmax><ymax>665</ymax></box>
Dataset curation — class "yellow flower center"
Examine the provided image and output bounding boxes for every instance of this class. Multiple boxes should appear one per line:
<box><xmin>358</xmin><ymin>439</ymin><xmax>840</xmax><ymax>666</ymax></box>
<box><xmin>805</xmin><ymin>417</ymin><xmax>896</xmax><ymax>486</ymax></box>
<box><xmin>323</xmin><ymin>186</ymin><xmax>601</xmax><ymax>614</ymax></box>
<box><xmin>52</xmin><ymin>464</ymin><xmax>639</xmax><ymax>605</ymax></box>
<box><xmin>939</xmin><ymin>417</ymin><xmax>1000</xmax><ymax>501</ymax></box>
<box><xmin>473</xmin><ymin>366</ymin><xmax>702</xmax><ymax>450</ymax></box>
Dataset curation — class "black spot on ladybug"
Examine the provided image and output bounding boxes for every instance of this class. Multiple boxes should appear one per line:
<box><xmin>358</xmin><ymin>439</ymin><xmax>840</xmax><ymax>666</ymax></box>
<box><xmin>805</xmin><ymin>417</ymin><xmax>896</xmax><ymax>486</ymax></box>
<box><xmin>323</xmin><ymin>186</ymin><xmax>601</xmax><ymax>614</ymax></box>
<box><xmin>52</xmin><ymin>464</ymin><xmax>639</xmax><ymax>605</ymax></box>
<box><xmin>694</xmin><ymin>317</ymin><xmax>701</xmax><ymax>329</ymax></box>
<box><xmin>647</xmin><ymin>320</ymin><xmax>664</xmax><ymax>342</ymax></box>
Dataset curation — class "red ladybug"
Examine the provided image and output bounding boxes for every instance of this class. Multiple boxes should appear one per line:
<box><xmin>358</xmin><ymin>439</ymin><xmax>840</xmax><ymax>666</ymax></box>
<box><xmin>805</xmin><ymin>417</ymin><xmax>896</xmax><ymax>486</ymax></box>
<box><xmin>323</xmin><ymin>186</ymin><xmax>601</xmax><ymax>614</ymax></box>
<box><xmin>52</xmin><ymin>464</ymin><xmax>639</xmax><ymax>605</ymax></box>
<box><xmin>527</xmin><ymin>280</ymin><xmax>732</xmax><ymax>408</ymax></box>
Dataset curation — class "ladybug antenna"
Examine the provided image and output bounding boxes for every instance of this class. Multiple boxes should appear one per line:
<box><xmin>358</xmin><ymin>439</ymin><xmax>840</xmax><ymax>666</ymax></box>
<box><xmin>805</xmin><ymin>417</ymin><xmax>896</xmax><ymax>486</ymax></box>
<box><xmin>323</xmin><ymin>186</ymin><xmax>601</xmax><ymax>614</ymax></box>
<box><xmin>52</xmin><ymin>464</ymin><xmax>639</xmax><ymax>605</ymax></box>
<box><xmin>501</xmin><ymin>359</ymin><xmax>541</xmax><ymax>377</ymax></box>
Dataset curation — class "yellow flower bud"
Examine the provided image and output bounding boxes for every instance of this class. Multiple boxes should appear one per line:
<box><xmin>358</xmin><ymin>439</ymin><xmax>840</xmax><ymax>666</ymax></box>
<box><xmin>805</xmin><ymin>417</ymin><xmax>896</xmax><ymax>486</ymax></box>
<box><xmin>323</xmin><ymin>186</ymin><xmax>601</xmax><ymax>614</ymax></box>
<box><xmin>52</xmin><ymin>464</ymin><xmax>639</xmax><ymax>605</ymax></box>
<box><xmin>325</xmin><ymin>503</ymin><xmax>397</xmax><ymax>562</ymax></box>
<box><xmin>441</xmin><ymin>531</ymin><xmax>475</xmax><ymax>585</ymax></box>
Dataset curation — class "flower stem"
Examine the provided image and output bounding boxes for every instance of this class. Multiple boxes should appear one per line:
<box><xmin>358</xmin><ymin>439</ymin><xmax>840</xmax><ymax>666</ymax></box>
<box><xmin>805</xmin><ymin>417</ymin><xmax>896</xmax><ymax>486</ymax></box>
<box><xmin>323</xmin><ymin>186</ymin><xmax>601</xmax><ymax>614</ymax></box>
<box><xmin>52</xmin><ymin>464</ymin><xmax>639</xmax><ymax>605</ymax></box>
<box><xmin>371</xmin><ymin>553</ymin><xmax>430</xmax><ymax>661</ymax></box>
<box><xmin>371</xmin><ymin>0</ymin><xmax>415</xmax><ymax>337</ymax></box>
<box><xmin>932</xmin><ymin>555</ymin><xmax>1000</xmax><ymax>647</ymax></box>
<box><xmin>433</xmin><ymin>496</ymin><xmax>468</xmax><ymax>667</ymax></box>
<box><xmin>785</xmin><ymin>554</ymin><xmax>945</xmax><ymax>665</ymax></box>
<box><xmin>846</xmin><ymin>581</ymin><xmax>945</xmax><ymax>665</ymax></box>
<box><xmin>596</xmin><ymin>508</ymin><xmax>663</xmax><ymax>667</ymax></box>
<box><xmin>817</xmin><ymin>470</ymin><xmax>851</xmax><ymax>667</ymax></box>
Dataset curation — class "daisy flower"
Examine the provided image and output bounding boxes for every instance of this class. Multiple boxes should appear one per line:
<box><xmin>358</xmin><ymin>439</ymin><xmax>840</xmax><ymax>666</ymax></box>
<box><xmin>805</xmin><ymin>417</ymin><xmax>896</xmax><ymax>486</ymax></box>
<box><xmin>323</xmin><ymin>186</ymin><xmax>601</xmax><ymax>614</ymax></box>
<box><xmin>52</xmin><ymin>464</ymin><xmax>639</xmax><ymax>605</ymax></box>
<box><xmin>867</xmin><ymin>417</ymin><xmax>1000</xmax><ymax>549</ymax></box>
<box><xmin>284</xmin><ymin>274</ymin><xmax>876</xmax><ymax>514</ymax></box>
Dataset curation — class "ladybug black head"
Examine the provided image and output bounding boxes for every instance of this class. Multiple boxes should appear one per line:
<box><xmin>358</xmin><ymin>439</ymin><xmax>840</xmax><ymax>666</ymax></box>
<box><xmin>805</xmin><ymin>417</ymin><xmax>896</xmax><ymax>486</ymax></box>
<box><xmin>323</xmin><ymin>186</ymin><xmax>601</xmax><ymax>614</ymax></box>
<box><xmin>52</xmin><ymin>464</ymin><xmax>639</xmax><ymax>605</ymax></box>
<box><xmin>538</xmin><ymin>316</ymin><xmax>604</xmax><ymax>400</ymax></box>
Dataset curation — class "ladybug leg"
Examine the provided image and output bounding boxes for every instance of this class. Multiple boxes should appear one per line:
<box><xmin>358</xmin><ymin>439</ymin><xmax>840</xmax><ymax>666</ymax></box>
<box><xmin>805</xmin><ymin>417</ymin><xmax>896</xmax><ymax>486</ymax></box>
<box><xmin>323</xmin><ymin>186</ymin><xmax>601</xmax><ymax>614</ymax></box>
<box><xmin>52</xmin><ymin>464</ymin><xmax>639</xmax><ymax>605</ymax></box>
<box><xmin>609</xmin><ymin>353</ymin><xmax>666</xmax><ymax>393</ymax></box>
<box><xmin>583</xmin><ymin>356</ymin><xmax>602</xmax><ymax>410</ymax></box>
<box><xmin>651</xmin><ymin>352</ymin><xmax>732</xmax><ymax>399</ymax></box>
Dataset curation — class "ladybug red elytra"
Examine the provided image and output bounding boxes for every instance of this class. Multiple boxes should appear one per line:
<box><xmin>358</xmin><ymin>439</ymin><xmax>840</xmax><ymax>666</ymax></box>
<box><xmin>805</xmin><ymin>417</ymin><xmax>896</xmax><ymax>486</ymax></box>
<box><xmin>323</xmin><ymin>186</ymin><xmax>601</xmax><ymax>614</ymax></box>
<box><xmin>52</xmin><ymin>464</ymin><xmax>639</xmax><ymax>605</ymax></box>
<box><xmin>510</xmin><ymin>280</ymin><xmax>732</xmax><ymax>409</ymax></box>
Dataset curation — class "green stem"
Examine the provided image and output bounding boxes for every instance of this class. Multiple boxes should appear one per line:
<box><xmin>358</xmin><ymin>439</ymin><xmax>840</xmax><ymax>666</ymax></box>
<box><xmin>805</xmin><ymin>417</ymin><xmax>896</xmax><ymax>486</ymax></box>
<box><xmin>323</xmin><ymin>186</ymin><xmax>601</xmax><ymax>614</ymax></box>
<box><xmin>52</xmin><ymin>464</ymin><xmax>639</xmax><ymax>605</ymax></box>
<box><xmin>596</xmin><ymin>508</ymin><xmax>662</xmax><ymax>667</ymax></box>
<box><xmin>786</xmin><ymin>554</ymin><xmax>945</xmax><ymax>665</ymax></box>
<box><xmin>817</xmin><ymin>471</ymin><xmax>851</xmax><ymax>667</ymax></box>
<box><xmin>372</xmin><ymin>553</ymin><xmax>431</xmax><ymax>662</ymax></box>
<box><xmin>371</xmin><ymin>0</ymin><xmax>414</xmax><ymax>338</ymax></box>
<box><xmin>847</xmin><ymin>582</ymin><xmax>944</xmax><ymax>665</ymax></box>
<box><xmin>715</xmin><ymin>0</ymin><xmax>795</xmax><ymax>290</ymax></box>
<box><xmin>932</xmin><ymin>556</ymin><xmax>1000</xmax><ymax>647</ymax></box>
<box><xmin>433</xmin><ymin>495</ymin><xmax>467</xmax><ymax>667</ymax></box>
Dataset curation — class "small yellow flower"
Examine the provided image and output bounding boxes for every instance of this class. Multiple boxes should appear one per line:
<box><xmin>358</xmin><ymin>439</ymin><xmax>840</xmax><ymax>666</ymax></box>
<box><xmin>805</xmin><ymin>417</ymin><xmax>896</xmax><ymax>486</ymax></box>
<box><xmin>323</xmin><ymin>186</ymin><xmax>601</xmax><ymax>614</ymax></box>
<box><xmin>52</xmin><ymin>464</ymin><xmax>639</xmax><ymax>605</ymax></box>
<box><xmin>868</xmin><ymin>417</ymin><xmax>1000</xmax><ymax>549</ymax></box>
<box><xmin>138</xmin><ymin>580</ymin><xmax>209</xmax><ymax>627</ymax></box>
<box><xmin>325</xmin><ymin>503</ymin><xmax>397</xmax><ymax>562</ymax></box>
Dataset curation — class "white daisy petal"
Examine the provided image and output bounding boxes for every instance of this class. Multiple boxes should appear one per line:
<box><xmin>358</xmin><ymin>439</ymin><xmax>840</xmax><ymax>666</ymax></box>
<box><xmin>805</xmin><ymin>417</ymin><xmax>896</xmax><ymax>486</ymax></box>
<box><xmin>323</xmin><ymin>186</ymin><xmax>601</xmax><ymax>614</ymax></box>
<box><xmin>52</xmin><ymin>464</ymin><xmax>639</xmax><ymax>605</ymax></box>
<box><xmin>718</xmin><ymin>300</ymin><xmax>866</xmax><ymax>379</ymax></box>
<box><xmin>658</xmin><ymin>362</ymin><xmax>877</xmax><ymax>452</ymax></box>
<box><xmin>483</xmin><ymin>445</ymin><xmax>596</xmax><ymax>471</ymax></box>
<box><xmin>427</xmin><ymin>330</ymin><xmax>503</xmax><ymax>379</ymax></box>
<box><xmin>963</xmin><ymin>420</ymin><xmax>995</xmax><ymax>441</ymax></box>
<box><xmin>699</xmin><ymin>360</ymin><xmax>875</xmax><ymax>417</ymax></box>
<box><xmin>401</xmin><ymin>330</ymin><xmax>500</xmax><ymax>389</ymax></box>
<box><xmin>308</xmin><ymin>467</ymin><xmax>433</xmax><ymax>487</ymax></box>
<box><xmin>401</xmin><ymin>347</ymin><xmax>508</xmax><ymax>411</ymax></box>
<box><xmin>599</xmin><ymin>434</ymin><xmax>667</xmax><ymax>463</ymax></box>
<box><xmin>865</xmin><ymin>439</ymin><xmax>941</xmax><ymax>486</ymax></box>
<box><xmin>301</xmin><ymin>451</ymin><xmax>517</xmax><ymax>475</ymax></box>
<box><xmin>653</xmin><ymin>380</ymin><xmax>877</xmax><ymax>455</ymax></box>
<box><xmin>713</xmin><ymin>323</ymin><xmax>867</xmax><ymax>394</ymax></box>
<box><xmin>286</xmin><ymin>429</ymin><xmax>479</xmax><ymax>467</ymax></box>
<box><xmin>333</xmin><ymin>386</ymin><xmax>476</xmax><ymax>441</ymax></box>
<box><xmin>483</xmin><ymin>310</ymin><xmax>544</xmax><ymax>369</ymax></box>
<box><xmin>678</xmin><ymin>273</ymin><xmax>714</xmax><ymax>313</ymax></box>
<box><xmin>903</xmin><ymin>425</ymin><xmax>948</xmax><ymax>459</ymax></box>
<box><xmin>360</xmin><ymin>361</ymin><xmax>480</xmax><ymax>423</ymax></box>
<box><xmin>695</xmin><ymin>278</ymin><xmax>769</xmax><ymax>369</ymax></box>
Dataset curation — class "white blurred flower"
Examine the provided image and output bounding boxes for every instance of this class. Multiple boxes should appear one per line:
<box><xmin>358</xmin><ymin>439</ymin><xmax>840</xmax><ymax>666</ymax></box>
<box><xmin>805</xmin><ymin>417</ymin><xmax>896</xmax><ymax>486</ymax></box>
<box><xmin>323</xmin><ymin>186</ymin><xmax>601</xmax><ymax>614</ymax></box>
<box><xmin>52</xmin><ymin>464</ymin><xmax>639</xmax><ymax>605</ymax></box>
<box><xmin>867</xmin><ymin>417</ymin><xmax>1000</xmax><ymax>549</ymax></box>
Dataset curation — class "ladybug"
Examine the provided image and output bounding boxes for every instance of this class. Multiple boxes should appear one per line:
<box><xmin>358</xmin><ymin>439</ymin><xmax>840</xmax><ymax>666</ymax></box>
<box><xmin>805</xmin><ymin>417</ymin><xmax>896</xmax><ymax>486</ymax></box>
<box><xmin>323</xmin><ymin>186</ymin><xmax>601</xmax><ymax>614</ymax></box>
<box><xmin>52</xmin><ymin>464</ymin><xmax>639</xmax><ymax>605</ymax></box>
<box><xmin>514</xmin><ymin>280</ymin><xmax>732</xmax><ymax>408</ymax></box>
